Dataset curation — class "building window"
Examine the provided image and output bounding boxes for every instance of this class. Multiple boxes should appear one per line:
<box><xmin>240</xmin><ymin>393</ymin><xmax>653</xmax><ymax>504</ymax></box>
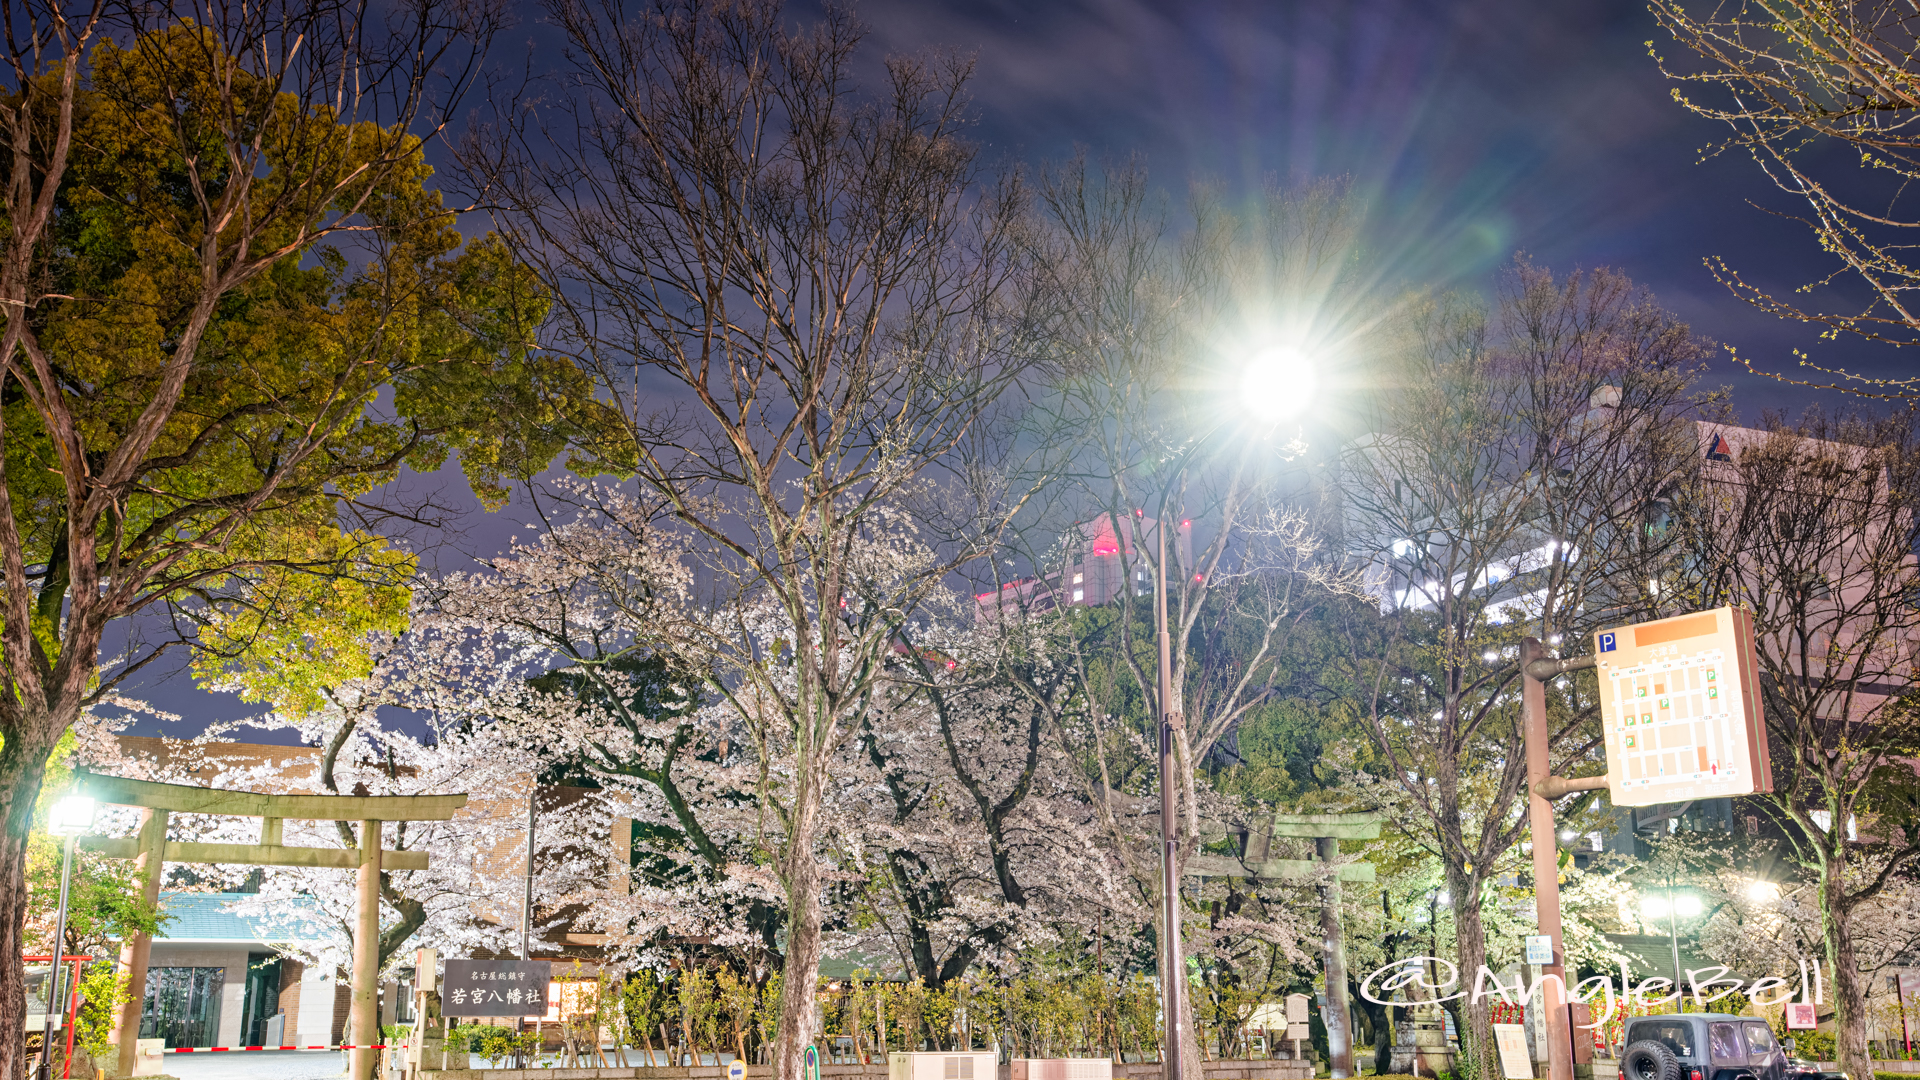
<box><xmin>1072</xmin><ymin>572</ymin><xmax>1083</xmax><ymax>584</ymax></box>
<box><xmin>1072</xmin><ymin>589</ymin><xmax>1084</xmax><ymax>602</ymax></box>
<box><xmin>141</xmin><ymin>967</ymin><xmax>225</xmax><ymax>1048</ymax></box>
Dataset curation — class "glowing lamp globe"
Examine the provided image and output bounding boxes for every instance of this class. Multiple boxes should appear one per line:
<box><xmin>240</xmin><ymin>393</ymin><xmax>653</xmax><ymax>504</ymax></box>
<box><xmin>48</xmin><ymin>794</ymin><xmax>95</xmax><ymax>837</ymax></box>
<box><xmin>1240</xmin><ymin>345</ymin><xmax>1317</xmax><ymax>422</ymax></box>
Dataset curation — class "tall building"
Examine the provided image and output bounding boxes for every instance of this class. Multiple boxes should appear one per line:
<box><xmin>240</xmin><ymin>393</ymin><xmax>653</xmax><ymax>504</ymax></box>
<box><xmin>974</xmin><ymin>512</ymin><xmax>1193</xmax><ymax>620</ymax></box>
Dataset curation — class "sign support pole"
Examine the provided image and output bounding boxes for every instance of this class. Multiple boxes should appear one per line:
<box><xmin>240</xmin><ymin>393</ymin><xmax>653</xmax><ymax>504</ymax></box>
<box><xmin>1522</xmin><ymin>639</ymin><xmax>1597</xmax><ymax>1080</ymax></box>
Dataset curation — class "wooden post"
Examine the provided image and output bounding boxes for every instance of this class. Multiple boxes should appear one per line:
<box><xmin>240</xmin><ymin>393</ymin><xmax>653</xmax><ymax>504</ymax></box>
<box><xmin>353</xmin><ymin>820</ymin><xmax>383</xmax><ymax>1080</ymax></box>
<box><xmin>112</xmin><ymin>808</ymin><xmax>168</xmax><ymax>1078</ymax></box>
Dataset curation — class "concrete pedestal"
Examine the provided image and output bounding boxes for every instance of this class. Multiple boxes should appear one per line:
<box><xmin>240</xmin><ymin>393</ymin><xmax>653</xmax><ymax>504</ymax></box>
<box><xmin>1388</xmin><ymin>1009</ymin><xmax>1455</xmax><ymax>1076</ymax></box>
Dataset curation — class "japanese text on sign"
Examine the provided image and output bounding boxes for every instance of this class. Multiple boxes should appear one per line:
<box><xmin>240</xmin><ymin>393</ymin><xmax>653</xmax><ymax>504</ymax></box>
<box><xmin>441</xmin><ymin>960</ymin><xmax>552</xmax><ymax>1017</ymax></box>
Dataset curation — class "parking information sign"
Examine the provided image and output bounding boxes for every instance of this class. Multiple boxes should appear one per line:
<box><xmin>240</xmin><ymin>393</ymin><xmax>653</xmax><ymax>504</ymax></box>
<box><xmin>1594</xmin><ymin>606</ymin><xmax>1772</xmax><ymax>807</ymax></box>
<box><xmin>1524</xmin><ymin>935</ymin><xmax>1553</xmax><ymax>965</ymax></box>
<box><xmin>441</xmin><ymin>959</ymin><xmax>552</xmax><ymax>1017</ymax></box>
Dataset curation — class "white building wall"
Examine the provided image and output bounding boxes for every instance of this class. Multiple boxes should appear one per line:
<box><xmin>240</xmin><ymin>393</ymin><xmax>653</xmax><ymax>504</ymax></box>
<box><xmin>294</xmin><ymin>964</ymin><xmax>337</xmax><ymax>1046</ymax></box>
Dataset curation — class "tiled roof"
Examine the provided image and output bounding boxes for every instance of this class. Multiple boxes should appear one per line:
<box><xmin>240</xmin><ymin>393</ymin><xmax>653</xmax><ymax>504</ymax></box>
<box><xmin>157</xmin><ymin>891</ymin><xmax>325</xmax><ymax>944</ymax></box>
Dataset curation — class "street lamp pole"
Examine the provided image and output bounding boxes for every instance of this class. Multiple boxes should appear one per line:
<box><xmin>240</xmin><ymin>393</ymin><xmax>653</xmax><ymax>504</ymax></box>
<box><xmin>1157</xmin><ymin>509</ymin><xmax>1185</xmax><ymax>1080</ymax></box>
<box><xmin>37</xmin><ymin>832</ymin><xmax>78</xmax><ymax>1080</ymax></box>
<box><xmin>40</xmin><ymin>795</ymin><xmax>94</xmax><ymax>1080</ymax></box>
<box><xmin>1667</xmin><ymin>880</ymin><xmax>1684</xmax><ymax>993</ymax></box>
<box><xmin>1141</xmin><ymin>342</ymin><xmax>1317</xmax><ymax>1080</ymax></box>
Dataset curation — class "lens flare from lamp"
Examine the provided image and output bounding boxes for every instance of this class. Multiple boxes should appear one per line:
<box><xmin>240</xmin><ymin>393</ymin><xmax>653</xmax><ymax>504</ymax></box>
<box><xmin>1240</xmin><ymin>346</ymin><xmax>1316</xmax><ymax>421</ymax></box>
<box><xmin>49</xmin><ymin>794</ymin><xmax>95</xmax><ymax>836</ymax></box>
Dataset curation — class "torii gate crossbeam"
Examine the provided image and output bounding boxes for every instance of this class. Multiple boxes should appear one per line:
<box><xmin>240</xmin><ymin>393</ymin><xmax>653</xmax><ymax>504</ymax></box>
<box><xmin>73</xmin><ymin>773</ymin><xmax>466</xmax><ymax>1080</ymax></box>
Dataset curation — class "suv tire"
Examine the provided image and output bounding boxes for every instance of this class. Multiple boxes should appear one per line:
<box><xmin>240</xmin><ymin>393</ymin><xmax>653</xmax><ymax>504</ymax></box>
<box><xmin>1624</xmin><ymin>1039</ymin><xmax>1683</xmax><ymax>1080</ymax></box>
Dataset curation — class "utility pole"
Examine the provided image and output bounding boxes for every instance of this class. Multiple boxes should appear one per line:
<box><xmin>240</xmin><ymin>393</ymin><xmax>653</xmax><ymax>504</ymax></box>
<box><xmin>1522</xmin><ymin>637</ymin><xmax>1604</xmax><ymax>1080</ymax></box>
<box><xmin>1156</xmin><ymin>514</ymin><xmax>1185</xmax><ymax>1080</ymax></box>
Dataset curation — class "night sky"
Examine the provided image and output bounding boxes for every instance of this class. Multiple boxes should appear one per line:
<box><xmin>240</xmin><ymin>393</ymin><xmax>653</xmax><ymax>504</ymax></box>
<box><xmin>116</xmin><ymin>0</ymin><xmax>1915</xmax><ymax>742</ymax></box>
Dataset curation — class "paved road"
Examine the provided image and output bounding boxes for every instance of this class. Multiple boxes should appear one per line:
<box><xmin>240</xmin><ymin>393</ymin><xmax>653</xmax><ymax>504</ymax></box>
<box><xmin>161</xmin><ymin>1049</ymin><xmax>347</xmax><ymax>1080</ymax></box>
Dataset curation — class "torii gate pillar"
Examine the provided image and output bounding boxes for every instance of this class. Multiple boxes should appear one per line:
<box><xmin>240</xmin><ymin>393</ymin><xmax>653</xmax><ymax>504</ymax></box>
<box><xmin>353</xmin><ymin>823</ymin><xmax>382</xmax><ymax>1080</ymax></box>
<box><xmin>109</xmin><ymin>810</ymin><xmax>168</xmax><ymax>1078</ymax></box>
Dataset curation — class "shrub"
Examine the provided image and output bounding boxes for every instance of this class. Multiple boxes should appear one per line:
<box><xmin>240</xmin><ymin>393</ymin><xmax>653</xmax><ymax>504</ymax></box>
<box><xmin>449</xmin><ymin>1024</ymin><xmax>540</xmax><ymax>1061</ymax></box>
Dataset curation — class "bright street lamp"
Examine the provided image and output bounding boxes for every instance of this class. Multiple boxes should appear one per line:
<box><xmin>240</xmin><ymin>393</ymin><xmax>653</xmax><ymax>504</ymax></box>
<box><xmin>38</xmin><ymin>794</ymin><xmax>94</xmax><ymax>1080</ymax></box>
<box><xmin>1641</xmin><ymin>883</ymin><xmax>1702</xmax><ymax>994</ymax></box>
<box><xmin>49</xmin><ymin>796</ymin><xmax>95</xmax><ymax>837</ymax></box>
<box><xmin>1238</xmin><ymin>345</ymin><xmax>1317</xmax><ymax>422</ymax></box>
<box><xmin>1155</xmin><ymin>345</ymin><xmax>1316</xmax><ymax>1080</ymax></box>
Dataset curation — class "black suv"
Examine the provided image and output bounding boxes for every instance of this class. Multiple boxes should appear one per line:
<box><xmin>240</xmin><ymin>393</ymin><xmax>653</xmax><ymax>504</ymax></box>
<box><xmin>1623</xmin><ymin>1014</ymin><xmax>1792</xmax><ymax>1080</ymax></box>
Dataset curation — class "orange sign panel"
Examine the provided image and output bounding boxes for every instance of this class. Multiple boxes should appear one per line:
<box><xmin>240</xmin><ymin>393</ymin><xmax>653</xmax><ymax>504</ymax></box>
<box><xmin>1593</xmin><ymin>606</ymin><xmax>1771</xmax><ymax>807</ymax></box>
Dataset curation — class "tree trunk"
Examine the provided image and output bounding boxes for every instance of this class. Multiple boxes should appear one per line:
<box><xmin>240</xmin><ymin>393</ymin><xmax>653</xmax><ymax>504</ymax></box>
<box><xmin>1820</xmin><ymin>868</ymin><xmax>1871</xmax><ymax>1080</ymax></box>
<box><xmin>773</xmin><ymin>776</ymin><xmax>825</xmax><ymax>1080</ymax></box>
<box><xmin>1320</xmin><ymin>837</ymin><xmax>1354</xmax><ymax>1080</ymax></box>
<box><xmin>1446</xmin><ymin>862</ymin><xmax>1494</xmax><ymax>1080</ymax></box>
<box><xmin>0</xmin><ymin>718</ymin><xmax>60</xmax><ymax>1080</ymax></box>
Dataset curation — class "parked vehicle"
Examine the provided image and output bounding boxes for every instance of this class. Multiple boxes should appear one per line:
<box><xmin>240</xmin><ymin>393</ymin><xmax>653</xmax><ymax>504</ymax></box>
<box><xmin>1621</xmin><ymin>1014</ymin><xmax>1813</xmax><ymax>1080</ymax></box>
<box><xmin>1781</xmin><ymin>1046</ymin><xmax>1847</xmax><ymax>1080</ymax></box>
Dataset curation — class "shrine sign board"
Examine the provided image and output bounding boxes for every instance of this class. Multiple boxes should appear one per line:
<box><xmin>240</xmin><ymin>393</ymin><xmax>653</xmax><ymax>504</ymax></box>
<box><xmin>1594</xmin><ymin>606</ymin><xmax>1772</xmax><ymax>807</ymax></box>
<box><xmin>1492</xmin><ymin>1024</ymin><xmax>1533</xmax><ymax>1080</ymax></box>
<box><xmin>442</xmin><ymin>959</ymin><xmax>551</xmax><ymax>1017</ymax></box>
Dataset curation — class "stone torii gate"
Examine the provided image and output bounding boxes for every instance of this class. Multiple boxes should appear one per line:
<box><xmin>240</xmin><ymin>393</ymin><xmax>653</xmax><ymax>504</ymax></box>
<box><xmin>72</xmin><ymin>773</ymin><xmax>467</xmax><ymax>1080</ymax></box>
<box><xmin>1189</xmin><ymin>811</ymin><xmax>1384</xmax><ymax>1080</ymax></box>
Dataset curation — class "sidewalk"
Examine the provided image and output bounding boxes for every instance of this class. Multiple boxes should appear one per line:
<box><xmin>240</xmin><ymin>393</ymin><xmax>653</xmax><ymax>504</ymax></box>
<box><xmin>164</xmin><ymin>1049</ymin><xmax>347</xmax><ymax>1080</ymax></box>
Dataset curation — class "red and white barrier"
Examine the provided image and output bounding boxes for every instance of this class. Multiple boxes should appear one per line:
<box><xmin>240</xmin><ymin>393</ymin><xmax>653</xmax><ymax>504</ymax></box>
<box><xmin>163</xmin><ymin>1037</ymin><xmax>391</xmax><ymax>1045</ymax></box>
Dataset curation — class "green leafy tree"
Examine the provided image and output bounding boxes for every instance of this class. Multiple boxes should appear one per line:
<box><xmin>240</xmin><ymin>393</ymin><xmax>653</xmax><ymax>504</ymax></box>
<box><xmin>0</xmin><ymin>8</ymin><xmax>618</xmax><ymax>1077</ymax></box>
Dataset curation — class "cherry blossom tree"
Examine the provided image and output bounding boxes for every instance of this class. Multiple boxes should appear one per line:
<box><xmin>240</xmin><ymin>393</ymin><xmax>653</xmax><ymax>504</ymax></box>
<box><xmin>833</xmin><ymin>619</ymin><xmax>1133</xmax><ymax>986</ymax></box>
<box><xmin>415</xmin><ymin>487</ymin><xmax>1131</xmax><ymax>997</ymax></box>
<box><xmin>458</xmin><ymin>0</ymin><xmax>1056</xmax><ymax>1068</ymax></box>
